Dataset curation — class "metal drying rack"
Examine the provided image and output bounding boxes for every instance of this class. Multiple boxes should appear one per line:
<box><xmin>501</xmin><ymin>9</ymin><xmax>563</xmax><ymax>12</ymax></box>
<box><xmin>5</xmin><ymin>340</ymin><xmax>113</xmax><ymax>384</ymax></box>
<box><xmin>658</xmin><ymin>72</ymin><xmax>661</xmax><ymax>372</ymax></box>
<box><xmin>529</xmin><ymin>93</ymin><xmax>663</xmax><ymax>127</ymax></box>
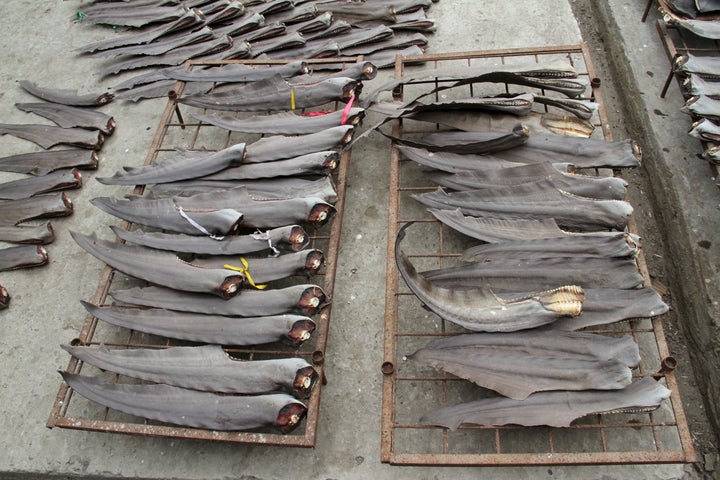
<box><xmin>47</xmin><ymin>57</ymin><xmax>363</xmax><ymax>447</ymax></box>
<box><xmin>380</xmin><ymin>44</ymin><xmax>697</xmax><ymax>465</ymax></box>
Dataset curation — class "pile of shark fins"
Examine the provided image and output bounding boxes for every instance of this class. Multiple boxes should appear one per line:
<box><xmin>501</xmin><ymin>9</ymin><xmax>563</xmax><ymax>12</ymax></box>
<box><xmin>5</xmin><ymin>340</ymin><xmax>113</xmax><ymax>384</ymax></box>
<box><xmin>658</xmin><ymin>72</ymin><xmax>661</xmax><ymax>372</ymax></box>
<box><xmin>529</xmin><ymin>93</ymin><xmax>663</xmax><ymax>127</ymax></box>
<box><xmin>377</xmin><ymin>61</ymin><xmax>672</xmax><ymax>430</ymax></box>
<box><xmin>396</xmin><ymin>170</ymin><xmax>672</xmax><ymax>429</ymax></box>
<box><xmin>657</xmin><ymin>1</ymin><xmax>720</xmax><ymax>169</ymax></box>
<box><xmin>70</xmin><ymin>0</ymin><xmax>440</xmax><ymax>102</ymax></box>
<box><xmin>61</xmin><ymin>344</ymin><xmax>315</xmax><ymax>433</ymax></box>
<box><xmin>60</xmin><ymin>61</ymin><xmax>368</xmax><ymax>434</ymax></box>
<box><xmin>0</xmin><ymin>82</ymin><xmax>116</xmax><ymax>304</ymax></box>
<box><xmin>673</xmin><ymin>52</ymin><xmax>720</xmax><ymax>166</ymax></box>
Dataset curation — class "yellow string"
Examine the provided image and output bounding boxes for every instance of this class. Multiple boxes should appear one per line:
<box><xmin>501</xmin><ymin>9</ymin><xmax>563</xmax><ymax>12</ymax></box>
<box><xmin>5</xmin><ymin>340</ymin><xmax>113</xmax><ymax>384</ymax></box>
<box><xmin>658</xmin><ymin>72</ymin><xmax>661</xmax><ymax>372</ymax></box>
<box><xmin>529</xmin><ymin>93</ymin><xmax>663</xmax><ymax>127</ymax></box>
<box><xmin>290</xmin><ymin>88</ymin><xmax>296</xmax><ymax>110</ymax></box>
<box><xmin>223</xmin><ymin>257</ymin><xmax>267</xmax><ymax>290</ymax></box>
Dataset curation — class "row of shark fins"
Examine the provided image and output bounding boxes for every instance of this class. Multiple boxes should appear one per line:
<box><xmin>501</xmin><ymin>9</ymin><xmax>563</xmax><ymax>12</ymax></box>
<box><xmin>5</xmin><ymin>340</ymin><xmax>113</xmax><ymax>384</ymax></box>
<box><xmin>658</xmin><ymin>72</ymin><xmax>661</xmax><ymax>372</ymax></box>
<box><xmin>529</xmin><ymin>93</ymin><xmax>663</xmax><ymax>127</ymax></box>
<box><xmin>674</xmin><ymin>53</ymin><xmax>720</xmax><ymax>167</ymax></box>
<box><xmin>60</xmin><ymin>60</ymin><xmax>369</xmax><ymax>433</ymax></box>
<box><xmin>661</xmin><ymin>0</ymin><xmax>720</xmax><ymax>171</ymax></box>
<box><xmin>72</xmin><ymin>0</ymin><xmax>439</xmax><ymax>101</ymax></box>
<box><xmin>373</xmin><ymin>59</ymin><xmax>674</xmax><ymax>430</ymax></box>
<box><xmin>660</xmin><ymin>0</ymin><xmax>720</xmax><ymax>39</ymax></box>
<box><xmin>0</xmin><ymin>81</ymin><xmax>118</xmax><ymax>309</ymax></box>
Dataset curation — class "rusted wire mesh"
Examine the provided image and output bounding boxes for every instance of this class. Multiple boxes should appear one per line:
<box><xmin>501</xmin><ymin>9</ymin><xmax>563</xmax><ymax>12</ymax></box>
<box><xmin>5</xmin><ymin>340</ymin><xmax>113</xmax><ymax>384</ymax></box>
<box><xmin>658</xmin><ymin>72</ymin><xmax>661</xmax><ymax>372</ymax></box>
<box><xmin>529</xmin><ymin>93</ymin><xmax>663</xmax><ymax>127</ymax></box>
<box><xmin>380</xmin><ymin>45</ymin><xmax>697</xmax><ymax>465</ymax></box>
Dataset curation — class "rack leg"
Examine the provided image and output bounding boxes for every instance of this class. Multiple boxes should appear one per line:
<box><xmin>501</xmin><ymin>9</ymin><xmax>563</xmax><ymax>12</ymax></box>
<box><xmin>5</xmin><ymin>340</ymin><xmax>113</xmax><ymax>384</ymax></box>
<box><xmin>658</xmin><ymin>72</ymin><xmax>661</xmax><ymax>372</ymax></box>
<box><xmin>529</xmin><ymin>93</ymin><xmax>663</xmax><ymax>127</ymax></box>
<box><xmin>661</xmin><ymin>69</ymin><xmax>674</xmax><ymax>98</ymax></box>
<box><xmin>642</xmin><ymin>0</ymin><xmax>654</xmax><ymax>22</ymax></box>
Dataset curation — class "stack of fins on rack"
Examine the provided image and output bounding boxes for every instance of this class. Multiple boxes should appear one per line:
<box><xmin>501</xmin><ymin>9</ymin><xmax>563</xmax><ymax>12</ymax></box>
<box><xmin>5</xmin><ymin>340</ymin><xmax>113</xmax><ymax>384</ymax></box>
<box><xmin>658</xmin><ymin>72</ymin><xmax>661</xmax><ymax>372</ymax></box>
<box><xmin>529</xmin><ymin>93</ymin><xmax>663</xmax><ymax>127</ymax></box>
<box><xmin>363</xmin><ymin>58</ymin><xmax>673</xmax><ymax>430</ymax></box>
<box><xmin>672</xmin><ymin>53</ymin><xmax>720</xmax><ymax>164</ymax></box>
<box><xmin>58</xmin><ymin>60</ymin><xmax>369</xmax><ymax>434</ymax></box>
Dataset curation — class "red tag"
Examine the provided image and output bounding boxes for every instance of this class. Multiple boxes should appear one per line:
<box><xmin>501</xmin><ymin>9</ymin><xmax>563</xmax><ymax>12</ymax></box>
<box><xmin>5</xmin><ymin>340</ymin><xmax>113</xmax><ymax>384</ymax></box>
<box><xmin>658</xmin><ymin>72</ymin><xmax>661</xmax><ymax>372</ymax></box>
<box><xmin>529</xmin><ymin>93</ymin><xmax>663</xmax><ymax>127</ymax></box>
<box><xmin>302</xmin><ymin>110</ymin><xmax>332</xmax><ymax>117</ymax></box>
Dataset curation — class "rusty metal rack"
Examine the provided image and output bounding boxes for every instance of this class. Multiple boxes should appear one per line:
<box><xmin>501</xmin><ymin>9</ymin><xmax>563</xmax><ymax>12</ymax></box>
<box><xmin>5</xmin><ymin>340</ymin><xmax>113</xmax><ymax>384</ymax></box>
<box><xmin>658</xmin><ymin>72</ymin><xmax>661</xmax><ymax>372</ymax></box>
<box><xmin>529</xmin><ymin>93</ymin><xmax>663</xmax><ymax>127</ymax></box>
<box><xmin>655</xmin><ymin>18</ymin><xmax>720</xmax><ymax>183</ymax></box>
<box><xmin>47</xmin><ymin>57</ymin><xmax>363</xmax><ymax>446</ymax></box>
<box><xmin>381</xmin><ymin>45</ymin><xmax>697</xmax><ymax>465</ymax></box>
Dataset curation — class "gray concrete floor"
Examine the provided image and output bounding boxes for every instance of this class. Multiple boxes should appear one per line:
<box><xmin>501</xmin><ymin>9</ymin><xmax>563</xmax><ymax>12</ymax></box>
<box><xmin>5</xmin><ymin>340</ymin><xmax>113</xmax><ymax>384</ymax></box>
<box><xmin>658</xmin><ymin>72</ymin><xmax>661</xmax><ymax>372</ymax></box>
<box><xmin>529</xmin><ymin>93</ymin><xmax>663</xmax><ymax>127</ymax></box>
<box><xmin>0</xmin><ymin>0</ymin><xmax>715</xmax><ymax>479</ymax></box>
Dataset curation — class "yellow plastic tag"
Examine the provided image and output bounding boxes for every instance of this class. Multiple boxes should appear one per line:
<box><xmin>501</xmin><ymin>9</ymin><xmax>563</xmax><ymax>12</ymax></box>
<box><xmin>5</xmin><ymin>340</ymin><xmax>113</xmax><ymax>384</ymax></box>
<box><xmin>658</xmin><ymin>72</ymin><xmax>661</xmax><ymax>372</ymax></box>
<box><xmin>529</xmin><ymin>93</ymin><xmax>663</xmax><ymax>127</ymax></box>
<box><xmin>223</xmin><ymin>257</ymin><xmax>267</xmax><ymax>290</ymax></box>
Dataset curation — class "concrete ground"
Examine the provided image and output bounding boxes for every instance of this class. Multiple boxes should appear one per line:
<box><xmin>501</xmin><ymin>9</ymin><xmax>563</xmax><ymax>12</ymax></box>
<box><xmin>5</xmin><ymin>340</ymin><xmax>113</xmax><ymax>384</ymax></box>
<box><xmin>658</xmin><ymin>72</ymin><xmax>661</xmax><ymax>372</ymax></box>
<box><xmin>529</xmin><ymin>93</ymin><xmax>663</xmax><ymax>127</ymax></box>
<box><xmin>0</xmin><ymin>0</ymin><xmax>716</xmax><ymax>479</ymax></box>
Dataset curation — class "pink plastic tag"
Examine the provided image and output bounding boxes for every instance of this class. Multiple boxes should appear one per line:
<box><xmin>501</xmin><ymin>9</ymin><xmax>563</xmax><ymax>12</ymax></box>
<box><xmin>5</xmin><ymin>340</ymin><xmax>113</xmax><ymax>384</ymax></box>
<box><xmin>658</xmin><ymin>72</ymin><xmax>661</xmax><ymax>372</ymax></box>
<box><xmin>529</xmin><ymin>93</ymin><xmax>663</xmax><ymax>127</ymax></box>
<box><xmin>340</xmin><ymin>94</ymin><xmax>356</xmax><ymax>125</ymax></box>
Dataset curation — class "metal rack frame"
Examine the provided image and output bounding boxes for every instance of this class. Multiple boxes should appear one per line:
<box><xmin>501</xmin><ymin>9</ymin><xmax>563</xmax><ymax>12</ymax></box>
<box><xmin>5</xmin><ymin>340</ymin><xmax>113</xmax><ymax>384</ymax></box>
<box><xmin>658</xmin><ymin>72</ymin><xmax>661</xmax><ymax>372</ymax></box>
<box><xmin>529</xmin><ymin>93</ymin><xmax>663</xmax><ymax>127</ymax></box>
<box><xmin>47</xmin><ymin>57</ymin><xmax>363</xmax><ymax>447</ymax></box>
<box><xmin>380</xmin><ymin>44</ymin><xmax>697</xmax><ymax>465</ymax></box>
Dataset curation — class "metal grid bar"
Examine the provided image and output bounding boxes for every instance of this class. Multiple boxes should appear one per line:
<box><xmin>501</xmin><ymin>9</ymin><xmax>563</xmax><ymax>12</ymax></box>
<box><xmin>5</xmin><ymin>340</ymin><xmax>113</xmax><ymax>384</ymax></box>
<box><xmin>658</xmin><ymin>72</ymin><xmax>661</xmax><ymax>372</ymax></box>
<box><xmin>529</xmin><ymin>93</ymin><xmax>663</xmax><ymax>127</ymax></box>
<box><xmin>654</xmin><ymin>18</ymin><xmax>720</xmax><ymax>184</ymax></box>
<box><xmin>47</xmin><ymin>57</ymin><xmax>363</xmax><ymax>446</ymax></box>
<box><xmin>380</xmin><ymin>45</ymin><xmax>697</xmax><ymax>465</ymax></box>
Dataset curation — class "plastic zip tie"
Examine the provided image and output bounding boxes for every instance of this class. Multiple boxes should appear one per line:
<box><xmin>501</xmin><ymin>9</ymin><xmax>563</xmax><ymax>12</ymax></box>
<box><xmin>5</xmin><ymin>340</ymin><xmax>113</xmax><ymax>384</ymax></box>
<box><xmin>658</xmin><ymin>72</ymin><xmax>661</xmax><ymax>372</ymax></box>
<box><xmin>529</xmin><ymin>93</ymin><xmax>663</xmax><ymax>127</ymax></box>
<box><xmin>176</xmin><ymin>206</ymin><xmax>225</xmax><ymax>241</ymax></box>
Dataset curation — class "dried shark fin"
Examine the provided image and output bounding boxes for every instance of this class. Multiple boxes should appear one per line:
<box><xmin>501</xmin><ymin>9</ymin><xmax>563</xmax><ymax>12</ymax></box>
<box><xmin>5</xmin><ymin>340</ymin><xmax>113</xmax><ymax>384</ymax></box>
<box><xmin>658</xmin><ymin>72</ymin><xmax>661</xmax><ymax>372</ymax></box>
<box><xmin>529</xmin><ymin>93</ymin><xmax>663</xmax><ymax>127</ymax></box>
<box><xmin>114</xmin><ymin>78</ymin><xmax>213</xmax><ymax>102</ymax></box>
<box><xmin>688</xmin><ymin>117</ymin><xmax>720</xmax><ymax>142</ymax></box>
<box><xmin>410</xmin><ymin>330</ymin><xmax>638</xmax><ymax>399</ymax></box>
<box><xmin>461</xmin><ymin>232</ymin><xmax>640</xmax><ymax>261</ymax></box>
<box><xmin>62</xmin><ymin>344</ymin><xmax>318</xmax><ymax>398</ymax></box>
<box><xmin>166</xmin><ymin>60</ymin><xmax>308</xmax><ymax>83</ymax></box>
<box><xmin>0</xmin><ymin>168</ymin><xmax>82</xmax><ymax>200</ymax></box>
<box><xmin>397</xmin><ymin>145</ymin><xmax>526</xmax><ymax>172</ymax></box>
<box><xmin>379</xmin><ymin>123</ymin><xmax>530</xmax><ymax>154</ymax></box>
<box><xmin>96</xmin><ymin>143</ymin><xmax>246</xmax><ymax>185</ymax></box>
<box><xmin>109</xmin><ymin>283</ymin><xmax>329</xmax><ymax>317</ymax></box>
<box><xmin>419</xmin><ymin>377</ymin><xmax>670</xmax><ymax>429</ymax></box>
<box><xmin>362</xmin><ymin>64</ymin><xmax>583</xmax><ymax>108</ymax></box>
<box><xmin>15</xmin><ymin>102</ymin><xmax>115</xmax><ymax>135</ymax></box>
<box><xmin>372</xmin><ymin>93</ymin><xmax>536</xmax><ymax>118</ymax></box>
<box><xmin>60</xmin><ymin>372</ymin><xmax>307</xmax><ymax>433</ymax></box>
<box><xmin>82</xmin><ymin>301</ymin><xmax>317</xmax><ymax>347</ymax></box>
<box><xmin>428</xmin><ymin>162</ymin><xmax>628</xmax><ymax>200</ymax></box>
<box><xmin>395</xmin><ymin>222</ymin><xmax>584</xmax><ymax>332</ymax></box>
<box><xmin>534</xmin><ymin>95</ymin><xmax>599</xmax><ymax>120</ymax></box>
<box><xmin>662</xmin><ymin>9</ymin><xmax>720</xmax><ymax>39</ymax></box>
<box><xmin>150</xmin><ymin>175</ymin><xmax>338</xmax><ymax>203</ymax></box>
<box><xmin>76</xmin><ymin>8</ymin><xmax>206</xmax><ymax>53</ymax></box>
<box><xmin>111</xmin><ymin>224</ymin><xmax>309</xmax><ymax>255</ymax></box>
<box><xmin>682</xmin><ymin>94</ymin><xmax>720</xmax><ymax>121</ymax></box>
<box><xmin>18</xmin><ymin>80</ymin><xmax>114</xmax><ymax>106</ymax></box>
<box><xmin>414</xmin><ymin>184</ymin><xmax>634</xmax><ymax>231</ymax></box>
<box><xmin>0</xmin><ymin>222</ymin><xmax>55</xmax><ymax>245</ymax></box>
<box><xmin>91</xmin><ymin>196</ymin><xmax>243</xmax><ymax>236</ymax></box>
<box><xmin>429</xmin><ymin>209</ymin><xmax>566</xmax><ymax>242</ymax></box>
<box><xmin>0</xmin><ymin>124</ymin><xmax>104</xmax><ymax>150</ymax></box>
<box><xmin>88</xmin><ymin>26</ymin><xmax>216</xmax><ymax>58</ymax></box>
<box><xmin>98</xmin><ymin>34</ymin><xmax>234</xmax><ymax>77</ymax></box>
<box><xmin>191</xmin><ymin>108</ymin><xmax>365</xmax><ymax>135</ymax></box>
<box><xmin>0</xmin><ymin>192</ymin><xmax>73</xmax><ymax>225</ymax></box>
<box><xmin>179</xmin><ymin>74</ymin><xmax>357</xmax><ymax>111</ymax></box>
<box><xmin>80</xmin><ymin>4</ymin><xmax>189</xmax><ymax>27</ymax></box>
<box><xmin>243</xmin><ymin>125</ymin><xmax>354</xmax><ymax>162</ymax></box>
<box><xmin>420</xmin><ymin>256</ymin><xmax>644</xmax><ymax>291</ymax></box>
<box><xmin>0</xmin><ymin>149</ymin><xmax>98</xmax><ymax>176</ymax></box>
<box><xmin>71</xmin><ymin>231</ymin><xmax>245</xmax><ymax>298</ymax></box>
<box><xmin>190</xmin><ymin>249</ymin><xmax>325</xmax><ymax>284</ymax></box>
<box><xmin>0</xmin><ymin>245</ymin><xmax>49</xmax><ymax>271</ymax></box>
<box><xmin>675</xmin><ymin>53</ymin><xmax>720</xmax><ymax>78</ymax></box>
